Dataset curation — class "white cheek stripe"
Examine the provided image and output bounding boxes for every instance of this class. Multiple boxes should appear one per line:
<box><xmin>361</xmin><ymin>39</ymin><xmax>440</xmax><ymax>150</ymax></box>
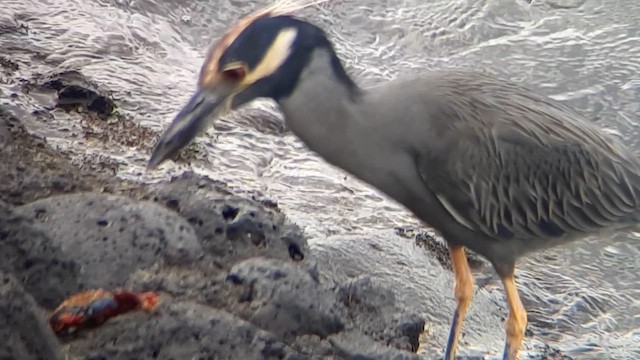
<box><xmin>243</xmin><ymin>27</ymin><xmax>298</xmax><ymax>84</ymax></box>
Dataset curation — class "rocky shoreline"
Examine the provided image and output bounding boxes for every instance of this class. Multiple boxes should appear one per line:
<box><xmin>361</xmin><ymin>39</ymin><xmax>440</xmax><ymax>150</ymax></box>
<box><xmin>0</xmin><ymin>32</ymin><xmax>572</xmax><ymax>359</ymax></box>
<box><xmin>1</xmin><ymin>105</ymin><xmax>427</xmax><ymax>359</ymax></box>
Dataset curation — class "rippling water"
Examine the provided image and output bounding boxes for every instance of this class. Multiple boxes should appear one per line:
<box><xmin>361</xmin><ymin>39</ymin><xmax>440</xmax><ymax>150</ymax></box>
<box><xmin>1</xmin><ymin>0</ymin><xmax>640</xmax><ymax>358</ymax></box>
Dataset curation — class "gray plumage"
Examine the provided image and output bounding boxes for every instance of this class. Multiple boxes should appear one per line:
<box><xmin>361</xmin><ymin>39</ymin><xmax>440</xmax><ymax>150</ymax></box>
<box><xmin>280</xmin><ymin>50</ymin><xmax>640</xmax><ymax>274</ymax></box>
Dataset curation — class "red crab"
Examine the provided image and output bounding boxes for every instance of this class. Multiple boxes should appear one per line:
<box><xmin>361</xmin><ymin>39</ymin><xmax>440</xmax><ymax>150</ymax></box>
<box><xmin>49</xmin><ymin>288</ymin><xmax>159</xmax><ymax>335</ymax></box>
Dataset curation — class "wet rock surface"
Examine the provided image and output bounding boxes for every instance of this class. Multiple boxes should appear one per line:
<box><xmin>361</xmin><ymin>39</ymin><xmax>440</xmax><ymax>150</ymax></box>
<box><xmin>0</xmin><ymin>49</ymin><xmax>573</xmax><ymax>360</ymax></box>
<box><xmin>0</xmin><ymin>93</ymin><xmax>429</xmax><ymax>359</ymax></box>
<box><xmin>70</xmin><ymin>301</ymin><xmax>304</xmax><ymax>360</ymax></box>
<box><xmin>336</xmin><ymin>277</ymin><xmax>425</xmax><ymax>353</ymax></box>
<box><xmin>0</xmin><ymin>200</ymin><xmax>80</xmax><ymax>308</ymax></box>
<box><xmin>226</xmin><ymin>258</ymin><xmax>345</xmax><ymax>340</ymax></box>
<box><xmin>0</xmin><ymin>272</ymin><xmax>64</xmax><ymax>360</ymax></box>
<box><xmin>35</xmin><ymin>70</ymin><xmax>116</xmax><ymax>117</ymax></box>
<box><xmin>394</xmin><ymin>226</ymin><xmax>487</xmax><ymax>272</ymax></box>
<box><xmin>16</xmin><ymin>192</ymin><xmax>203</xmax><ymax>290</ymax></box>
<box><xmin>120</xmin><ymin>172</ymin><xmax>309</xmax><ymax>267</ymax></box>
<box><xmin>0</xmin><ymin>109</ymin><xmax>100</xmax><ymax>206</ymax></box>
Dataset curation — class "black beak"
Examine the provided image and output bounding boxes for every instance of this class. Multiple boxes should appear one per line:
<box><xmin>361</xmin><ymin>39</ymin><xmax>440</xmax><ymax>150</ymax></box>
<box><xmin>147</xmin><ymin>89</ymin><xmax>228</xmax><ymax>170</ymax></box>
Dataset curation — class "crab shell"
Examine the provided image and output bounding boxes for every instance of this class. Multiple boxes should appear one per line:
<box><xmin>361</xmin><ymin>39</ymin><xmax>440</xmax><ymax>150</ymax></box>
<box><xmin>49</xmin><ymin>288</ymin><xmax>158</xmax><ymax>334</ymax></box>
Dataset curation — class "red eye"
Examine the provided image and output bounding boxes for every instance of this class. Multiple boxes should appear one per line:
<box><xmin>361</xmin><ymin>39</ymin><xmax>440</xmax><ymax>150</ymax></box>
<box><xmin>221</xmin><ymin>66</ymin><xmax>246</xmax><ymax>81</ymax></box>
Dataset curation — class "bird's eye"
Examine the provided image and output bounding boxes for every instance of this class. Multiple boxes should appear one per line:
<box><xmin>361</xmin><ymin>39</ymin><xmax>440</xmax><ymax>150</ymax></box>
<box><xmin>221</xmin><ymin>66</ymin><xmax>247</xmax><ymax>82</ymax></box>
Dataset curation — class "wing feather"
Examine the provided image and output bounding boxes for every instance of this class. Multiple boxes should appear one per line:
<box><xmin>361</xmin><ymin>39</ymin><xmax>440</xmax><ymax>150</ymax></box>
<box><xmin>414</xmin><ymin>71</ymin><xmax>640</xmax><ymax>242</ymax></box>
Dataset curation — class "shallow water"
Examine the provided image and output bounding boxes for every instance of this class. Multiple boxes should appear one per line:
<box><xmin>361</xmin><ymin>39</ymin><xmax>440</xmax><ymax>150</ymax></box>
<box><xmin>1</xmin><ymin>0</ymin><xmax>640</xmax><ymax>358</ymax></box>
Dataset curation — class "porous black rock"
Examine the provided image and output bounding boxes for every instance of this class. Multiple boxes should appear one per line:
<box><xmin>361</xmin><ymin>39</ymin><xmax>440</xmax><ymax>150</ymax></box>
<box><xmin>0</xmin><ymin>271</ymin><xmax>64</xmax><ymax>360</ymax></box>
<box><xmin>0</xmin><ymin>200</ymin><xmax>80</xmax><ymax>308</ymax></box>
<box><xmin>16</xmin><ymin>192</ymin><xmax>203</xmax><ymax>290</ymax></box>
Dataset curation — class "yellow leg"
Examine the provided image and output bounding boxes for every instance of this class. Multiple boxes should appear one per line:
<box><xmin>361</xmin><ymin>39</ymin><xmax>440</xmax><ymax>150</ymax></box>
<box><xmin>501</xmin><ymin>274</ymin><xmax>528</xmax><ymax>360</ymax></box>
<box><xmin>444</xmin><ymin>245</ymin><xmax>476</xmax><ymax>360</ymax></box>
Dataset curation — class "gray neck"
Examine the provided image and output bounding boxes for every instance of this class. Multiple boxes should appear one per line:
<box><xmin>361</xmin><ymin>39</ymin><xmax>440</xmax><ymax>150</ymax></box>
<box><xmin>274</xmin><ymin>50</ymin><xmax>462</xmax><ymax>243</ymax></box>
<box><xmin>277</xmin><ymin>48</ymin><xmax>363</xmax><ymax>170</ymax></box>
<box><xmin>275</xmin><ymin>48</ymin><xmax>425</xmax><ymax>213</ymax></box>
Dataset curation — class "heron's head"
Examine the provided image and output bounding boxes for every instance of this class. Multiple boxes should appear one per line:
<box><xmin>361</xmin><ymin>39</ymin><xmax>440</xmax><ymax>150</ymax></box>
<box><xmin>147</xmin><ymin>1</ymin><xmax>347</xmax><ymax>169</ymax></box>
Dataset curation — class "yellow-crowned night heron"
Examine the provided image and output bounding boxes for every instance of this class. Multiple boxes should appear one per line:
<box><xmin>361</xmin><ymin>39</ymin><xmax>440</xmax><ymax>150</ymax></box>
<box><xmin>147</xmin><ymin>2</ymin><xmax>640</xmax><ymax>359</ymax></box>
